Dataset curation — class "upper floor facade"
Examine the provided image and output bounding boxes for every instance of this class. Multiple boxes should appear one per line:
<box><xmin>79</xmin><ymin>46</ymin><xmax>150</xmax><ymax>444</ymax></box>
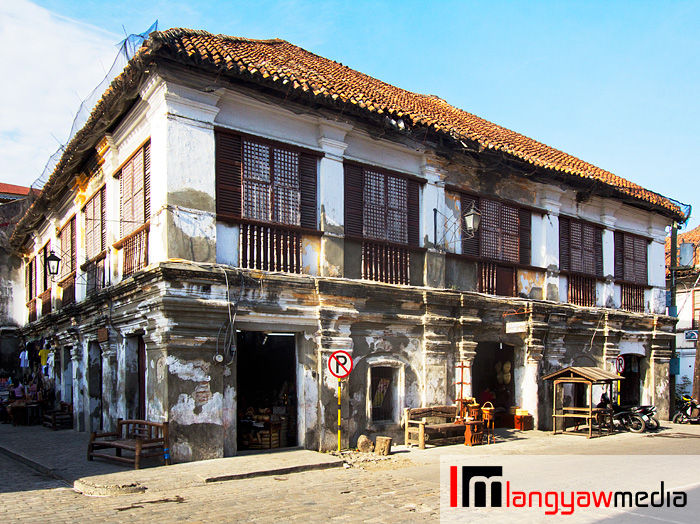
<box><xmin>11</xmin><ymin>30</ymin><xmax>681</xmax><ymax>325</ymax></box>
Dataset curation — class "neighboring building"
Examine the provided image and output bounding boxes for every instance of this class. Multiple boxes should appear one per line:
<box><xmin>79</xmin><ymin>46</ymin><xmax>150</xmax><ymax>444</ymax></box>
<box><xmin>10</xmin><ymin>29</ymin><xmax>683</xmax><ymax>461</ymax></box>
<box><xmin>667</xmin><ymin>225</ymin><xmax>700</xmax><ymax>396</ymax></box>
<box><xmin>1</xmin><ymin>183</ymin><xmax>34</xmax><ymax>376</ymax></box>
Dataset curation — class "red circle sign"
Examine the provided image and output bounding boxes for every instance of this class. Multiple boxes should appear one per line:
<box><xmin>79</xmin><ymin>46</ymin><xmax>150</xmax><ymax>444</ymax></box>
<box><xmin>328</xmin><ymin>350</ymin><xmax>353</xmax><ymax>378</ymax></box>
<box><xmin>615</xmin><ymin>356</ymin><xmax>625</xmax><ymax>374</ymax></box>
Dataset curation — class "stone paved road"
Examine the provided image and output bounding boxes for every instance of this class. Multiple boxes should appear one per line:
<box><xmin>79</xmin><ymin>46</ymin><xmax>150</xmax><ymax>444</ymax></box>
<box><xmin>0</xmin><ymin>456</ymin><xmax>439</xmax><ymax>524</ymax></box>
<box><xmin>4</xmin><ymin>423</ymin><xmax>700</xmax><ymax>523</ymax></box>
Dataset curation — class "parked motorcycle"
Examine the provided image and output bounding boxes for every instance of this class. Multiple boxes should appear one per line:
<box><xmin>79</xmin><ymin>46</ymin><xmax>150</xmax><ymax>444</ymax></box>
<box><xmin>631</xmin><ymin>404</ymin><xmax>659</xmax><ymax>431</ymax></box>
<box><xmin>673</xmin><ymin>394</ymin><xmax>700</xmax><ymax>424</ymax></box>
<box><xmin>597</xmin><ymin>394</ymin><xmax>646</xmax><ymax>433</ymax></box>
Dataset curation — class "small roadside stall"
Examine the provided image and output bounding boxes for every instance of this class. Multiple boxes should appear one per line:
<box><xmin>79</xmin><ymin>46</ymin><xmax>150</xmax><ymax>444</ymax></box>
<box><xmin>543</xmin><ymin>366</ymin><xmax>622</xmax><ymax>438</ymax></box>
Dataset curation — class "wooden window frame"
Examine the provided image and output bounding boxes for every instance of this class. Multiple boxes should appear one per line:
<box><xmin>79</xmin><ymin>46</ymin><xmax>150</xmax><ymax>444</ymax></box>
<box><xmin>84</xmin><ymin>186</ymin><xmax>106</xmax><ymax>262</ymax></box>
<box><xmin>215</xmin><ymin>129</ymin><xmax>319</xmax><ymax>230</ymax></box>
<box><xmin>460</xmin><ymin>194</ymin><xmax>532</xmax><ymax>267</ymax></box>
<box><xmin>559</xmin><ymin>217</ymin><xmax>604</xmax><ymax>278</ymax></box>
<box><xmin>119</xmin><ymin>141</ymin><xmax>151</xmax><ymax>240</ymax></box>
<box><xmin>59</xmin><ymin>216</ymin><xmax>77</xmax><ymax>280</ymax></box>
<box><xmin>614</xmin><ymin>231</ymin><xmax>649</xmax><ymax>286</ymax></box>
<box><xmin>343</xmin><ymin>162</ymin><xmax>420</xmax><ymax>247</ymax></box>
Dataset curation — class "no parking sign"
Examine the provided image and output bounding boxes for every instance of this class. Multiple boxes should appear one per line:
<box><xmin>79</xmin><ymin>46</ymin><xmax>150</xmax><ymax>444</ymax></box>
<box><xmin>328</xmin><ymin>350</ymin><xmax>353</xmax><ymax>379</ymax></box>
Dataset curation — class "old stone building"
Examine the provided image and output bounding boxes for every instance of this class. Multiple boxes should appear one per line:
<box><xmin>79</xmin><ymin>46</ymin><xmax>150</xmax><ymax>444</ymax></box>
<box><xmin>10</xmin><ymin>29</ymin><xmax>683</xmax><ymax>462</ymax></box>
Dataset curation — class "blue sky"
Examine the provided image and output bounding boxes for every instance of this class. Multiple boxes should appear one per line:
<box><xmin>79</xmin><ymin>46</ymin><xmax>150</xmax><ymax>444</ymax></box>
<box><xmin>3</xmin><ymin>0</ymin><xmax>698</xmax><ymax>231</ymax></box>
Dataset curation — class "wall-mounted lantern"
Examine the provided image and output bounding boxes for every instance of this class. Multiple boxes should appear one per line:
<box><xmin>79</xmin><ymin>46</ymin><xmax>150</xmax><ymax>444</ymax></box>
<box><xmin>463</xmin><ymin>201</ymin><xmax>481</xmax><ymax>239</ymax></box>
<box><xmin>46</xmin><ymin>251</ymin><xmax>61</xmax><ymax>277</ymax></box>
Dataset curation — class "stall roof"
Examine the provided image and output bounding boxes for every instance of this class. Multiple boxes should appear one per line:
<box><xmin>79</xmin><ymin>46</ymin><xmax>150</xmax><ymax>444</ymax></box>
<box><xmin>542</xmin><ymin>366</ymin><xmax>623</xmax><ymax>383</ymax></box>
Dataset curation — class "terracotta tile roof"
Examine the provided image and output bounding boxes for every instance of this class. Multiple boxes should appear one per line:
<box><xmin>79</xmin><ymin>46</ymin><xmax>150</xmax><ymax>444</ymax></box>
<box><xmin>0</xmin><ymin>183</ymin><xmax>32</xmax><ymax>196</ymax></box>
<box><xmin>10</xmin><ymin>28</ymin><xmax>684</xmax><ymax>250</ymax></box>
<box><xmin>150</xmin><ymin>29</ymin><xmax>681</xmax><ymax>215</ymax></box>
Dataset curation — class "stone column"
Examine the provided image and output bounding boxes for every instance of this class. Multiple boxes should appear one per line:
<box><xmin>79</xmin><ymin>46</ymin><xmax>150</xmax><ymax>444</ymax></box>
<box><xmin>651</xmin><ymin>316</ymin><xmax>674</xmax><ymax>420</ymax></box>
<box><xmin>600</xmin><ymin>211</ymin><xmax>618</xmax><ymax>308</ymax></box>
<box><xmin>523</xmin><ymin>305</ymin><xmax>547</xmax><ymax>427</ymax></box>
<box><xmin>421</xmin><ymin>162</ymin><xmax>446</xmax><ymax>288</ymax></box>
<box><xmin>70</xmin><ymin>342</ymin><xmax>85</xmax><ymax>432</ymax></box>
<box><xmin>422</xmin><ymin>308</ymin><xmax>455</xmax><ymax>405</ymax></box>
<box><xmin>537</xmin><ymin>187</ymin><xmax>564</xmax><ymax>302</ymax></box>
<box><xmin>317</xmin><ymin>122</ymin><xmax>351</xmax><ymax>278</ymax></box>
<box><xmin>458</xmin><ymin>300</ymin><xmax>482</xmax><ymax>400</ymax></box>
<box><xmin>317</xmin><ymin>306</ymin><xmax>354</xmax><ymax>451</ymax></box>
<box><xmin>99</xmin><ymin>331</ymin><xmax>119</xmax><ymax>432</ymax></box>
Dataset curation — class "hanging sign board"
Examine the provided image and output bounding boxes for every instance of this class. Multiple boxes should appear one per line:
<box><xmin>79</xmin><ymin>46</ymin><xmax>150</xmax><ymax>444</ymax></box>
<box><xmin>685</xmin><ymin>330</ymin><xmax>698</xmax><ymax>341</ymax></box>
<box><xmin>328</xmin><ymin>350</ymin><xmax>353</xmax><ymax>379</ymax></box>
<box><xmin>505</xmin><ymin>321</ymin><xmax>528</xmax><ymax>334</ymax></box>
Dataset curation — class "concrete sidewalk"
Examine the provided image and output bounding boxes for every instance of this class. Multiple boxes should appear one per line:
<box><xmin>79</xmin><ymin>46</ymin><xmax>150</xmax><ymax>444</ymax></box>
<box><xmin>0</xmin><ymin>422</ymin><xmax>342</xmax><ymax>496</ymax></box>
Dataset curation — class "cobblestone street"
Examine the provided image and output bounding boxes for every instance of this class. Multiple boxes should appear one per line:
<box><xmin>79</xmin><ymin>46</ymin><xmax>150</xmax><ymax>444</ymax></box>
<box><xmin>0</xmin><ymin>454</ymin><xmax>439</xmax><ymax>524</ymax></box>
<box><xmin>3</xmin><ymin>423</ymin><xmax>700</xmax><ymax>523</ymax></box>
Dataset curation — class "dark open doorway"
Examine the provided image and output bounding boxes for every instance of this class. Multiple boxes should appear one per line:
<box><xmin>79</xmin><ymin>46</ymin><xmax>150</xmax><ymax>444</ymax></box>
<box><xmin>237</xmin><ymin>331</ymin><xmax>297</xmax><ymax>451</ymax></box>
<box><xmin>620</xmin><ymin>354</ymin><xmax>641</xmax><ymax>405</ymax></box>
<box><xmin>473</xmin><ymin>342</ymin><xmax>515</xmax><ymax>410</ymax></box>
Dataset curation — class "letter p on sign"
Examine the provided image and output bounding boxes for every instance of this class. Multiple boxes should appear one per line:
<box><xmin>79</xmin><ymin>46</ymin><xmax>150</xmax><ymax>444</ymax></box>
<box><xmin>328</xmin><ymin>350</ymin><xmax>353</xmax><ymax>379</ymax></box>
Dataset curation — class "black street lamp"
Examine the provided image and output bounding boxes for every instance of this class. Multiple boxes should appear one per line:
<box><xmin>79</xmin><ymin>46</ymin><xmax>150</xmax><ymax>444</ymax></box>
<box><xmin>46</xmin><ymin>251</ymin><xmax>61</xmax><ymax>277</ymax></box>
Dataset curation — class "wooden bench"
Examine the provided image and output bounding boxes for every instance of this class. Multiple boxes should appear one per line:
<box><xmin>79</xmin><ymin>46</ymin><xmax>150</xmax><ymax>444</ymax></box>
<box><xmin>42</xmin><ymin>402</ymin><xmax>73</xmax><ymax>430</ymax></box>
<box><xmin>88</xmin><ymin>419</ymin><xmax>171</xmax><ymax>469</ymax></box>
<box><xmin>404</xmin><ymin>406</ymin><xmax>464</xmax><ymax>449</ymax></box>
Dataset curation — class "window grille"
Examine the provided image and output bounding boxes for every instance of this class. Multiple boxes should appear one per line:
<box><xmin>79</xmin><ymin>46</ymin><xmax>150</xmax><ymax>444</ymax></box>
<box><xmin>479</xmin><ymin>262</ymin><xmax>515</xmax><ymax>297</ymax></box>
<box><xmin>568</xmin><ymin>275</ymin><xmax>597</xmax><ymax>307</ymax></box>
<box><xmin>621</xmin><ymin>284</ymin><xmax>645</xmax><ymax>313</ymax></box>
<box><xmin>371</xmin><ymin>366</ymin><xmax>395</xmax><ymax>422</ymax></box>
<box><xmin>122</xmin><ymin>228</ymin><xmax>149</xmax><ymax>277</ymax></box>
<box><xmin>362</xmin><ymin>240</ymin><xmax>410</xmax><ymax>285</ymax></box>
<box><xmin>85</xmin><ymin>258</ymin><xmax>105</xmax><ymax>295</ymax></box>
<box><xmin>239</xmin><ymin>223</ymin><xmax>302</xmax><ymax>273</ymax></box>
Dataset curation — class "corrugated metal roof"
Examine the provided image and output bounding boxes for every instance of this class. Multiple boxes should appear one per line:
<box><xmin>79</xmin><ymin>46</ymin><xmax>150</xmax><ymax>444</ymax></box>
<box><xmin>542</xmin><ymin>366</ymin><xmax>624</xmax><ymax>383</ymax></box>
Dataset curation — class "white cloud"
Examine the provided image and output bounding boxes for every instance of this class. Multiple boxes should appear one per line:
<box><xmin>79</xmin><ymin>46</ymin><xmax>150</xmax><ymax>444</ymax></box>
<box><xmin>0</xmin><ymin>0</ymin><xmax>120</xmax><ymax>188</ymax></box>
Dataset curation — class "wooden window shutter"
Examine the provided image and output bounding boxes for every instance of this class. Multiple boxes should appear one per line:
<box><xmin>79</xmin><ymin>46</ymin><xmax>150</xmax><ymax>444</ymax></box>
<box><xmin>215</xmin><ymin>131</ymin><xmax>243</xmax><ymax>219</ymax></box>
<box><xmin>121</xmin><ymin>156</ymin><xmax>134</xmax><ymax>237</ymax></box>
<box><xmin>634</xmin><ymin>236</ymin><xmax>648</xmax><ymax>284</ymax></box>
<box><xmin>132</xmin><ymin>149</ymin><xmax>145</xmax><ymax>227</ymax></box>
<box><xmin>614</xmin><ymin>231</ymin><xmax>624</xmax><ymax>279</ymax></box>
<box><xmin>461</xmin><ymin>194</ymin><xmax>479</xmax><ymax>257</ymax></box>
<box><xmin>26</xmin><ymin>259</ymin><xmax>33</xmax><ymax>301</ymax></box>
<box><xmin>38</xmin><ymin>245</ymin><xmax>45</xmax><ymax>293</ymax></box>
<box><xmin>623</xmin><ymin>234</ymin><xmax>636</xmax><ymax>282</ymax></box>
<box><xmin>299</xmin><ymin>152</ymin><xmax>317</xmax><ymax>229</ymax></box>
<box><xmin>519</xmin><ymin>208</ymin><xmax>531</xmax><ymax>266</ymax></box>
<box><xmin>344</xmin><ymin>163</ymin><xmax>363</xmax><ymax>238</ymax></box>
<box><xmin>594</xmin><ymin>227</ymin><xmax>603</xmax><ymax>276</ymax></box>
<box><xmin>100</xmin><ymin>186</ymin><xmax>106</xmax><ymax>252</ymax></box>
<box><xmin>569</xmin><ymin>221</ymin><xmax>583</xmax><ymax>273</ymax></box>
<box><xmin>559</xmin><ymin>217</ymin><xmax>570</xmax><ymax>271</ymax></box>
<box><xmin>406</xmin><ymin>179</ymin><xmax>420</xmax><ymax>247</ymax></box>
<box><xmin>144</xmin><ymin>142</ymin><xmax>151</xmax><ymax>221</ymax></box>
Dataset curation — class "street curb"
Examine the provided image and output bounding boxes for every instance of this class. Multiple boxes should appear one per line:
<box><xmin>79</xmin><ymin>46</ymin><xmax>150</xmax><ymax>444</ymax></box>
<box><xmin>72</xmin><ymin>456</ymin><xmax>345</xmax><ymax>496</ymax></box>
<box><xmin>201</xmin><ymin>458</ymin><xmax>344</xmax><ymax>483</ymax></box>
<box><xmin>0</xmin><ymin>443</ymin><xmax>69</xmax><ymax>485</ymax></box>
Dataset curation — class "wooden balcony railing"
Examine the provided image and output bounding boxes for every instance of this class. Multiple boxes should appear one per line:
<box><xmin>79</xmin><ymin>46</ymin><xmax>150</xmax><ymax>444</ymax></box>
<box><xmin>621</xmin><ymin>283</ymin><xmax>645</xmax><ymax>313</ymax></box>
<box><xmin>362</xmin><ymin>241</ymin><xmax>409</xmax><ymax>285</ymax></box>
<box><xmin>39</xmin><ymin>289</ymin><xmax>52</xmax><ymax>316</ymax></box>
<box><xmin>568</xmin><ymin>275</ymin><xmax>597</xmax><ymax>307</ymax></box>
<box><xmin>240</xmin><ymin>223</ymin><xmax>302</xmax><ymax>273</ymax></box>
<box><xmin>85</xmin><ymin>258</ymin><xmax>106</xmax><ymax>296</ymax></box>
<box><xmin>122</xmin><ymin>228</ymin><xmax>149</xmax><ymax>277</ymax></box>
<box><xmin>59</xmin><ymin>275</ymin><xmax>76</xmax><ymax>307</ymax></box>
<box><xmin>479</xmin><ymin>262</ymin><xmax>516</xmax><ymax>297</ymax></box>
<box><xmin>27</xmin><ymin>299</ymin><xmax>37</xmax><ymax>323</ymax></box>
